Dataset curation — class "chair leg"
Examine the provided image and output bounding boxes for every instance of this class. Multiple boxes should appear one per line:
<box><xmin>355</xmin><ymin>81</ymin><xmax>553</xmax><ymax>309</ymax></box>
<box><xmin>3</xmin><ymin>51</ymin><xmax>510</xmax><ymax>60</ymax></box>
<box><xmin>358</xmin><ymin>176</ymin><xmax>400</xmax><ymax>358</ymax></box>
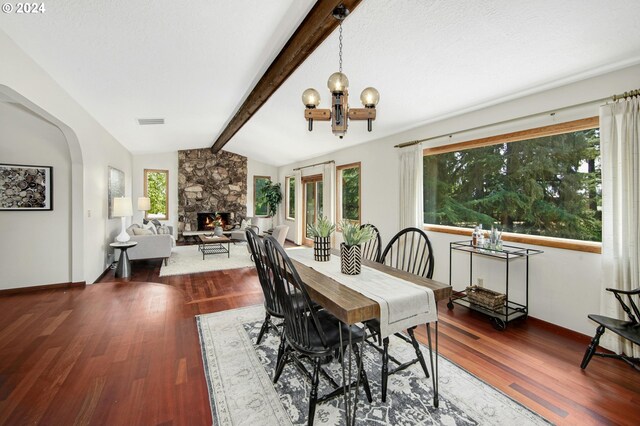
<box><xmin>274</xmin><ymin>349</ymin><xmax>289</xmax><ymax>384</ymax></box>
<box><xmin>308</xmin><ymin>358</ymin><xmax>321</xmax><ymax>426</ymax></box>
<box><xmin>581</xmin><ymin>325</ymin><xmax>605</xmax><ymax>369</ymax></box>
<box><xmin>381</xmin><ymin>337</ymin><xmax>389</xmax><ymax>402</ymax></box>
<box><xmin>164</xmin><ymin>257</ymin><xmax>168</xmax><ymax>266</ymax></box>
<box><xmin>407</xmin><ymin>326</ymin><xmax>430</xmax><ymax>379</ymax></box>
<box><xmin>256</xmin><ymin>313</ymin><xmax>271</xmax><ymax>345</ymax></box>
<box><xmin>352</xmin><ymin>343</ymin><xmax>372</xmax><ymax>403</ymax></box>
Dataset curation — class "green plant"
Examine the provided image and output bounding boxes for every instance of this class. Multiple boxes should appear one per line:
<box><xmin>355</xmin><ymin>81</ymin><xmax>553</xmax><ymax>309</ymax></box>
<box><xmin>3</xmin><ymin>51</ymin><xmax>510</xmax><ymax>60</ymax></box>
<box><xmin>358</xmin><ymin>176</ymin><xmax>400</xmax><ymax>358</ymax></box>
<box><xmin>339</xmin><ymin>220</ymin><xmax>375</xmax><ymax>246</ymax></box>
<box><xmin>307</xmin><ymin>216</ymin><xmax>335</xmax><ymax>238</ymax></box>
<box><xmin>261</xmin><ymin>181</ymin><xmax>283</xmax><ymax>217</ymax></box>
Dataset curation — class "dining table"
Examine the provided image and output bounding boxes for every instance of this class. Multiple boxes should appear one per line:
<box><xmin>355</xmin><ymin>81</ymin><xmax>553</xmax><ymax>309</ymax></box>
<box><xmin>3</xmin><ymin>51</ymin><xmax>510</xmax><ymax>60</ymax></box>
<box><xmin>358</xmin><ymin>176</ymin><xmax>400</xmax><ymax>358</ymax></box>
<box><xmin>287</xmin><ymin>248</ymin><xmax>451</xmax><ymax>425</ymax></box>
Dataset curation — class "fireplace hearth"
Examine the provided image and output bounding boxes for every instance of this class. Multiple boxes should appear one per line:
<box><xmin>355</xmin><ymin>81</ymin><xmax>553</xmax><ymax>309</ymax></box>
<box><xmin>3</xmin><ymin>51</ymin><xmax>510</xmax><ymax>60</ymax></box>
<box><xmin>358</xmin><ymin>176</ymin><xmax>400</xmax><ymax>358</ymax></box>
<box><xmin>197</xmin><ymin>212</ymin><xmax>231</xmax><ymax>231</ymax></box>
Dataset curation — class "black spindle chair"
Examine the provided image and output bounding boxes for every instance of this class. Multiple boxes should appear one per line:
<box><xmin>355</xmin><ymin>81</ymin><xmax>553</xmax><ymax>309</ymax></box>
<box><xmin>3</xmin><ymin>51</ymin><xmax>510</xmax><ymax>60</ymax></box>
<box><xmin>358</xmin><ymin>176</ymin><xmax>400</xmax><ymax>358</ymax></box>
<box><xmin>263</xmin><ymin>236</ymin><xmax>372</xmax><ymax>425</ymax></box>
<box><xmin>360</xmin><ymin>224</ymin><xmax>382</xmax><ymax>263</ymax></box>
<box><xmin>367</xmin><ymin>227</ymin><xmax>435</xmax><ymax>402</ymax></box>
<box><xmin>246</xmin><ymin>228</ymin><xmax>282</xmax><ymax>345</ymax></box>
<box><xmin>581</xmin><ymin>287</ymin><xmax>640</xmax><ymax>371</ymax></box>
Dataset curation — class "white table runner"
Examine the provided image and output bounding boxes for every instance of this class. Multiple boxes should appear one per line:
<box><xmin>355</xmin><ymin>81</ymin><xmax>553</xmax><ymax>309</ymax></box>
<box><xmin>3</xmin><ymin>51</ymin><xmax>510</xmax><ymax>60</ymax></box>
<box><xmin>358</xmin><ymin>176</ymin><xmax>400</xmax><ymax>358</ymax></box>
<box><xmin>287</xmin><ymin>248</ymin><xmax>437</xmax><ymax>338</ymax></box>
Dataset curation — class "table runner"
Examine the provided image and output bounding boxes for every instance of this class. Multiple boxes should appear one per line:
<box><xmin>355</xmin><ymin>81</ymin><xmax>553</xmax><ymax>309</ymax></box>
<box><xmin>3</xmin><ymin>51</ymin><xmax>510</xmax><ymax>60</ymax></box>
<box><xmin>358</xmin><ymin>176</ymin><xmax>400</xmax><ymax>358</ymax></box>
<box><xmin>287</xmin><ymin>248</ymin><xmax>437</xmax><ymax>337</ymax></box>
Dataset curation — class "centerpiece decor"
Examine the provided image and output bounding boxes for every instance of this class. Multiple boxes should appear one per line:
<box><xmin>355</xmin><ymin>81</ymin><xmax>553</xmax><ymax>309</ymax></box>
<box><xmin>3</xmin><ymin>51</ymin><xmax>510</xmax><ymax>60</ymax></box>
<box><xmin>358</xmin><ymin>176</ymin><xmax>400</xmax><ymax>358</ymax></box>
<box><xmin>307</xmin><ymin>216</ymin><xmax>335</xmax><ymax>261</ymax></box>
<box><xmin>339</xmin><ymin>220</ymin><xmax>375</xmax><ymax>275</ymax></box>
<box><xmin>212</xmin><ymin>217</ymin><xmax>224</xmax><ymax>236</ymax></box>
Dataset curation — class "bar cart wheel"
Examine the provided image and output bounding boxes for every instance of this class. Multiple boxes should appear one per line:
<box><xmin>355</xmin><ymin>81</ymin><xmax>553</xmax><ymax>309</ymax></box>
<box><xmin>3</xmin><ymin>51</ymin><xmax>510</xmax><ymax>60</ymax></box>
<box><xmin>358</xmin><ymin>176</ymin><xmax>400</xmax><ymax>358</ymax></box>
<box><xmin>447</xmin><ymin>299</ymin><xmax>454</xmax><ymax>310</ymax></box>
<box><xmin>490</xmin><ymin>317</ymin><xmax>506</xmax><ymax>331</ymax></box>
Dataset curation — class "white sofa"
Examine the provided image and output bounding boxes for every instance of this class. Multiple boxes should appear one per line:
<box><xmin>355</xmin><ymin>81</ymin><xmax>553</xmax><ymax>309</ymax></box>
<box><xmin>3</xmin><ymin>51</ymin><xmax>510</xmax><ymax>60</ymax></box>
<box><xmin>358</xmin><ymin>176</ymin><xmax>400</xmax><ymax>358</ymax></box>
<box><xmin>123</xmin><ymin>224</ymin><xmax>175</xmax><ymax>265</ymax></box>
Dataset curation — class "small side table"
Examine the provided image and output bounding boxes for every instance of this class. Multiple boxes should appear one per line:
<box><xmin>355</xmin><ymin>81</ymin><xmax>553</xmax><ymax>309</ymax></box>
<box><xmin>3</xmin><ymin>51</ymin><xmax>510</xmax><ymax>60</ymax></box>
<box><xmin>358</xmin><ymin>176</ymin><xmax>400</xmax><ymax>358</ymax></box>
<box><xmin>110</xmin><ymin>241</ymin><xmax>138</xmax><ymax>278</ymax></box>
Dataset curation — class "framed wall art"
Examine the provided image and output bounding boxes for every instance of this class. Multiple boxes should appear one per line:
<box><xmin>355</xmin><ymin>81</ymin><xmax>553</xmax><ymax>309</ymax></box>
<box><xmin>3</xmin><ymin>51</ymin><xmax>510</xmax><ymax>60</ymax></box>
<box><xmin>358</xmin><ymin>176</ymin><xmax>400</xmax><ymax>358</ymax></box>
<box><xmin>0</xmin><ymin>163</ymin><xmax>53</xmax><ymax>211</ymax></box>
<box><xmin>108</xmin><ymin>166</ymin><xmax>125</xmax><ymax>219</ymax></box>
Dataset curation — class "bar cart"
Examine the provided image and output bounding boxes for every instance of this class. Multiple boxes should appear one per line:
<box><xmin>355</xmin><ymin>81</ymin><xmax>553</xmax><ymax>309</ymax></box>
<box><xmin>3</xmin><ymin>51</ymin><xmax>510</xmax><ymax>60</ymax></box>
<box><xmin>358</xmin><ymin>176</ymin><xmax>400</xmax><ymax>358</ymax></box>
<box><xmin>447</xmin><ymin>240</ymin><xmax>543</xmax><ymax>330</ymax></box>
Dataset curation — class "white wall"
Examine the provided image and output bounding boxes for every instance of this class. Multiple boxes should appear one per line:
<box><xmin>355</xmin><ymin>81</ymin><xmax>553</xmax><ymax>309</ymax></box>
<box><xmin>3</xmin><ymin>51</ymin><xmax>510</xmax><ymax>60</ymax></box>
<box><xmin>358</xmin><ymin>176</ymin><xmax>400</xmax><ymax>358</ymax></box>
<box><xmin>247</xmin><ymin>157</ymin><xmax>278</xmax><ymax>218</ymax></box>
<box><xmin>0</xmin><ymin>29</ymin><xmax>133</xmax><ymax>284</ymax></box>
<box><xmin>132</xmin><ymin>152</ymin><xmax>178</xmax><ymax>233</ymax></box>
<box><xmin>0</xmin><ymin>102</ymin><xmax>72</xmax><ymax>289</ymax></box>
<box><xmin>277</xmin><ymin>63</ymin><xmax>640</xmax><ymax>335</ymax></box>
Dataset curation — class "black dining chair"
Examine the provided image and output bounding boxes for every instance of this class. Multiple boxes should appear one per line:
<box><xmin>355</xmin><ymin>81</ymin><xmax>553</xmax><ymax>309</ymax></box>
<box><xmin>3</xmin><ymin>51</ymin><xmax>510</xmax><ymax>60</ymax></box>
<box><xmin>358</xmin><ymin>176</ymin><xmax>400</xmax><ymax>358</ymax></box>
<box><xmin>246</xmin><ymin>228</ymin><xmax>282</xmax><ymax>345</ymax></box>
<box><xmin>360</xmin><ymin>223</ymin><xmax>382</xmax><ymax>263</ymax></box>
<box><xmin>263</xmin><ymin>236</ymin><xmax>372</xmax><ymax>425</ymax></box>
<box><xmin>368</xmin><ymin>227</ymin><xmax>435</xmax><ymax>402</ymax></box>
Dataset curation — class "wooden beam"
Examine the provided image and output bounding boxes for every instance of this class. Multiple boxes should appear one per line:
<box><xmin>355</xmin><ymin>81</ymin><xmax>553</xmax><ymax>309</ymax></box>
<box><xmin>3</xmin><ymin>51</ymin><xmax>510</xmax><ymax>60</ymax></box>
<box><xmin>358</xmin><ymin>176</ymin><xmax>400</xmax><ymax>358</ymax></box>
<box><xmin>211</xmin><ymin>0</ymin><xmax>363</xmax><ymax>153</ymax></box>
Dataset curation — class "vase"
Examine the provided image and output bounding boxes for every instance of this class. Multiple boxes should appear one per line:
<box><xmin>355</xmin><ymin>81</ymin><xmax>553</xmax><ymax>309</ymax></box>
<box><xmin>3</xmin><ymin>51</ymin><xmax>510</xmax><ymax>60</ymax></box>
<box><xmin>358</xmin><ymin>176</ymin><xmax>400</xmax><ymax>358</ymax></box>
<box><xmin>214</xmin><ymin>226</ymin><xmax>223</xmax><ymax>237</ymax></box>
<box><xmin>313</xmin><ymin>236</ymin><xmax>331</xmax><ymax>261</ymax></box>
<box><xmin>340</xmin><ymin>243</ymin><xmax>362</xmax><ymax>275</ymax></box>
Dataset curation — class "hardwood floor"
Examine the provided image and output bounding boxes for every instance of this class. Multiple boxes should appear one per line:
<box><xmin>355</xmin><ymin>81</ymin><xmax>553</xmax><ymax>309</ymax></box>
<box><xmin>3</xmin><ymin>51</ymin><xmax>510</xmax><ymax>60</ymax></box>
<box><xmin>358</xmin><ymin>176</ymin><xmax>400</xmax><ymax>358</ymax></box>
<box><xmin>1</xmin><ymin>256</ymin><xmax>638</xmax><ymax>425</ymax></box>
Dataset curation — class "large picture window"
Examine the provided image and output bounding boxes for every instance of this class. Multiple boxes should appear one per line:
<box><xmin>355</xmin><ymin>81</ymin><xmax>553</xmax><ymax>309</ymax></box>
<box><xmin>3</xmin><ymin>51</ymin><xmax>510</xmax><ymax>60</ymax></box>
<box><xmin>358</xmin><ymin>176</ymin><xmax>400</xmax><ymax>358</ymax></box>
<box><xmin>286</xmin><ymin>176</ymin><xmax>295</xmax><ymax>220</ymax></box>
<box><xmin>144</xmin><ymin>169</ymin><xmax>169</xmax><ymax>220</ymax></box>
<box><xmin>337</xmin><ymin>162</ymin><xmax>361</xmax><ymax>225</ymax></box>
<box><xmin>254</xmin><ymin>176</ymin><xmax>271</xmax><ymax>216</ymax></box>
<box><xmin>423</xmin><ymin>119</ymin><xmax>601</xmax><ymax>242</ymax></box>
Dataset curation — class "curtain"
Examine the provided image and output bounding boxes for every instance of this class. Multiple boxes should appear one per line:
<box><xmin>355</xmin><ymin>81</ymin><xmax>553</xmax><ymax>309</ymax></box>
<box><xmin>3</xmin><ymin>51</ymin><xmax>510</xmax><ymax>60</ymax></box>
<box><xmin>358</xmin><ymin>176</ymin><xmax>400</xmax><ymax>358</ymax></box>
<box><xmin>599</xmin><ymin>96</ymin><xmax>640</xmax><ymax>356</ymax></box>
<box><xmin>294</xmin><ymin>170</ymin><xmax>304</xmax><ymax>245</ymax></box>
<box><xmin>322</xmin><ymin>162</ymin><xmax>336</xmax><ymax>246</ymax></box>
<box><xmin>398</xmin><ymin>143</ymin><xmax>424</xmax><ymax>229</ymax></box>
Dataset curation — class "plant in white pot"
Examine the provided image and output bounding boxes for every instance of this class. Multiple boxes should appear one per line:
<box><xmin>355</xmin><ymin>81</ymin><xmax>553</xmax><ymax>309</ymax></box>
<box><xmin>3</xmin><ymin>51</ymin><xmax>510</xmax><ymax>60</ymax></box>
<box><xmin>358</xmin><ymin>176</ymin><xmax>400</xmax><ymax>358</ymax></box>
<box><xmin>339</xmin><ymin>220</ymin><xmax>375</xmax><ymax>275</ymax></box>
<box><xmin>307</xmin><ymin>216</ymin><xmax>335</xmax><ymax>261</ymax></box>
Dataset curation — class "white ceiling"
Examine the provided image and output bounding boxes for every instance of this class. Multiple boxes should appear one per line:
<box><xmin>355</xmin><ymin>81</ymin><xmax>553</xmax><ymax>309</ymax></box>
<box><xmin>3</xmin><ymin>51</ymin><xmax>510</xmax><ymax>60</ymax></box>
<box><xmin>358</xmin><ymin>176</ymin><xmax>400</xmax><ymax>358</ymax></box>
<box><xmin>2</xmin><ymin>1</ymin><xmax>640</xmax><ymax>166</ymax></box>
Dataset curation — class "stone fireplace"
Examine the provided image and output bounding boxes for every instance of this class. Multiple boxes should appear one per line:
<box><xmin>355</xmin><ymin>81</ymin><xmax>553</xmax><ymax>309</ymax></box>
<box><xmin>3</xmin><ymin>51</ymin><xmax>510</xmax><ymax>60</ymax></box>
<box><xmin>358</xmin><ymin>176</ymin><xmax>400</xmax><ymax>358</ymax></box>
<box><xmin>178</xmin><ymin>149</ymin><xmax>247</xmax><ymax>239</ymax></box>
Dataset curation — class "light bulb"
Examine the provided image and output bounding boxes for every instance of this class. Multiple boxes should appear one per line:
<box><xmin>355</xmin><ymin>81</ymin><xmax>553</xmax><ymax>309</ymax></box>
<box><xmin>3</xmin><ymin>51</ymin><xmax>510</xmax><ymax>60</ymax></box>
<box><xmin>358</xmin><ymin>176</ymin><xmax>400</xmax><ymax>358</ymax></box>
<box><xmin>360</xmin><ymin>87</ymin><xmax>380</xmax><ymax>107</ymax></box>
<box><xmin>327</xmin><ymin>72</ymin><xmax>349</xmax><ymax>93</ymax></box>
<box><xmin>301</xmin><ymin>88</ymin><xmax>321</xmax><ymax>107</ymax></box>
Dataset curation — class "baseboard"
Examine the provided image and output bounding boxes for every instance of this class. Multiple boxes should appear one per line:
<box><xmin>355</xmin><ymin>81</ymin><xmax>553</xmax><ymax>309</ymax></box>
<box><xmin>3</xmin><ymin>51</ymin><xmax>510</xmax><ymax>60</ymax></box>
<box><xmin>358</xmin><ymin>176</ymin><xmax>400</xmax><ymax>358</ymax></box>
<box><xmin>93</xmin><ymin>265</ymin><xmax>113</xmax><ymax>283</ymax></box>
<box><xmin>0</xmin><ymin>281</ymin><xmax>86</xmax><ymax>296</ymax></box>
<box><xmin>526</xmin><ymin>315</ymin><xmax>592</xmax><ymax>343</ymax></box>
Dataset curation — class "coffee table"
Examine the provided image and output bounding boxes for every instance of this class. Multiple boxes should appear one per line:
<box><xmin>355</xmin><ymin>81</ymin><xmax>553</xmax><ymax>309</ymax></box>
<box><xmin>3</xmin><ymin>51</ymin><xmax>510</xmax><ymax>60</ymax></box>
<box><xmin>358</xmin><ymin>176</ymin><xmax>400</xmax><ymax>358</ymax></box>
<box><xmin>198</xmin><ymin>235</ymin><xmax>231</xmax><ymax>260</ymax></box>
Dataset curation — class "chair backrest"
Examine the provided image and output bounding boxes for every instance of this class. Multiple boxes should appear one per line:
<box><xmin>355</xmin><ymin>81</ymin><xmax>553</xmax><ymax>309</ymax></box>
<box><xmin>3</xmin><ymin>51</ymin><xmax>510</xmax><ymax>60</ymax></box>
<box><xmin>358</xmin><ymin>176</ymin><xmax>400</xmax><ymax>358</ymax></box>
<box><xmin>360</xmin><ymin>224</ymin><xmax>382</xmax><ymax>263</ymax></box>
<box><xmin>271</xmin><ymin>225</ymin><xmax>290</xmax><ymax>246</ymax></box>
<box><xmin>380</xmin><ymin>227</ymin><xmax>434</xmax><ymax>279</ymax></box>
<box><xmin>263</xmin><ymin>236</ymin><xmax>328</xmax><ymax>352</ymax></box>
<box><xmin>246</xmin><ymin>228</ymin><xmax>281</xmax><ymax>316</ymax></box>
<box><xmin>608</xmin><ymin>287</ymin><xmax>640</xmax><ymax>323</ymax></box>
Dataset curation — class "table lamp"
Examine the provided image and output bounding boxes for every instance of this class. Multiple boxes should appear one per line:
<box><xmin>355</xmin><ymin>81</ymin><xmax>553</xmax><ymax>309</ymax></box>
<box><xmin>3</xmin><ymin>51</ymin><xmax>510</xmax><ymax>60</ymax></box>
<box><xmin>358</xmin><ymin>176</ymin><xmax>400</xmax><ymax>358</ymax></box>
<box><xmin>113</xmin><ymin>197</ymin><xmax>133</xmax><ymax>242</ymax></box>
<box><xmin>137</xmin><ymin>196</ymin><xmax>150</xmax><ymax>212</ymax></box>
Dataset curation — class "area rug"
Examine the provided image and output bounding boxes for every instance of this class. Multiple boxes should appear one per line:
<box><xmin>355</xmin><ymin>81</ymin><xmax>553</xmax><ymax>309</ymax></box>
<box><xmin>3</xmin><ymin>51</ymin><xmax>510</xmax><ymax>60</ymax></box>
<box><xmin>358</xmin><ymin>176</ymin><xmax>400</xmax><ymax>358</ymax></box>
<box><xmin>196</xmin><ymin>305</ymin><xmax>550</xmax><ymax>426</ymax></box>
<box><xmin>159</xmin><ymin>244</ymin><xmax>254</xmax><ymax>276</ymax></box>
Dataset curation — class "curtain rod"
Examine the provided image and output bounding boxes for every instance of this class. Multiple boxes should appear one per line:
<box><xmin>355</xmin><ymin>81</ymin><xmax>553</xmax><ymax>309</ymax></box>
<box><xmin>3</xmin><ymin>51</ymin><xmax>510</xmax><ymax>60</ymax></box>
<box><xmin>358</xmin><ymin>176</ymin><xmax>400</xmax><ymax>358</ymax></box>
<box><xmin>394</xmin><ymin>88</ymin><xmax>639</xmax><ymax>149</ymax></box>
<box><xmin>293</xmin><ymin>160</ymin><xmax>335</xmax><ymax>171</ymax></box>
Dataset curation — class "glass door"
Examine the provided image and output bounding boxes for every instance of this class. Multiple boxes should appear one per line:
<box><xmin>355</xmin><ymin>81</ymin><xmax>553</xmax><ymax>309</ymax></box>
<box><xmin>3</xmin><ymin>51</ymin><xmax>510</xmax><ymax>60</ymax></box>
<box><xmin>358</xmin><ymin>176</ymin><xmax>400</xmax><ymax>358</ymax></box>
<box><xmin>302</xmin><ymin>174</ymin><xmax>323</xmax><ymax>246</ymax></box>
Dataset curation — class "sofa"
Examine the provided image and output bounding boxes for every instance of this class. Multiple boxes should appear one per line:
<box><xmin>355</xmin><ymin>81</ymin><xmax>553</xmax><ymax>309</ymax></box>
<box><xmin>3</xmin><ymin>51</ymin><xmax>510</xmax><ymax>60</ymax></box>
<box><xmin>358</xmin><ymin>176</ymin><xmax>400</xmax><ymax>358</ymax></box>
<box><xmin>124</xmin><ymin>224</ymin><xmax>175</xmax><ymax>265</ymax></box>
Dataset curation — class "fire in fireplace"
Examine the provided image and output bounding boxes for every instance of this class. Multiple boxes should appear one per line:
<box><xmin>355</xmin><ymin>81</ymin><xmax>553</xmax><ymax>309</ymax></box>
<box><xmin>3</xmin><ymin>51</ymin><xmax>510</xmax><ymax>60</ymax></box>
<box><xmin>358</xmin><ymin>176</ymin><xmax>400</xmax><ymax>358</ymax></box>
<box><xmin>197</xmin><ymin>212</ymin><xmax>231</xmax><ymax>231</ymax></box>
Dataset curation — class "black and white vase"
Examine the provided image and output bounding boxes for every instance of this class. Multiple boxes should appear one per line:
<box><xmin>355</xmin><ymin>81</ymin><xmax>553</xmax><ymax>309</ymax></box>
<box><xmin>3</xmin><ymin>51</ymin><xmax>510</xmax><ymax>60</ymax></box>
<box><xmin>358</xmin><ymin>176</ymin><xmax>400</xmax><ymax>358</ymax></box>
<box><xmin>214</xmin><ymin>226</ymin><xmax>223</xmax><ymax>237</ymax></box>
<box><xmin>313</xmin><ymin>236</ymin><xmax>331</xmax><ymax>261</ymax></box>
<box><xmin>340</xmin><ymin>243</ymin><xmax>362</xmax><ymax>275</ymax></box>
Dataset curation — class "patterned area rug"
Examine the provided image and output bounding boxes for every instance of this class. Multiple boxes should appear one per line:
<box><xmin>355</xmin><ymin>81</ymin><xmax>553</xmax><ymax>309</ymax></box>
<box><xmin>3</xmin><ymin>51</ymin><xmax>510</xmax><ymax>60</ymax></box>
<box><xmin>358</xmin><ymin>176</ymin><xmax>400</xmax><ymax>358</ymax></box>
<box><xmin>159</xmin><ymin>244</ymin><xmax>254</xmax><ymax>276</ymax></box>
<box><xmin>196</xmin><ymin>305</ymin><xmax>550</xmax><ymax>426</ymax></box>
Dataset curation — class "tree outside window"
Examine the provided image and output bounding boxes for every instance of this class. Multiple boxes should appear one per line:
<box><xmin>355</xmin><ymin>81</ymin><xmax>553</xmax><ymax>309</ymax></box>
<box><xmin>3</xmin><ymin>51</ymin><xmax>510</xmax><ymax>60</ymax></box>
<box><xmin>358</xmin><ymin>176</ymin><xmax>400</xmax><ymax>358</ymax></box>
<box><xmin>145</xmin><ymin>169</ymin><xmax>169</xmax><ymax>220</ymax></box>
<box><xmin>337</xmin><ymin>163</ymin><xmax>360</xmax><ymax>225</ymax></box>
<box><xmin>286</xmin><ymin>176</ymin><xmax>295</xmax><ymax>220</ymax></box>
<box><xmin>254</xmin><ymin>176</ymin><xmax>271</xmax><ymax>216</ymax></box>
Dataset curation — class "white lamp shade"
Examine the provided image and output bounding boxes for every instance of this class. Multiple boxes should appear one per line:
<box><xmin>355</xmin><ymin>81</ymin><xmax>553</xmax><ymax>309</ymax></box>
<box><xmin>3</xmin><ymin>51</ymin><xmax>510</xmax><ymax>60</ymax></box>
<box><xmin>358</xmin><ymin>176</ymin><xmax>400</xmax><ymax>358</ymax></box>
<box><xmin>137</xmin><ymin>196</ymin><xmax>151</xmax><ymax>211</ymax></box>
<box><xmin>113</xmin><ymin>197</ymin><xmax>133</xmax><ymax>217</ymax></box>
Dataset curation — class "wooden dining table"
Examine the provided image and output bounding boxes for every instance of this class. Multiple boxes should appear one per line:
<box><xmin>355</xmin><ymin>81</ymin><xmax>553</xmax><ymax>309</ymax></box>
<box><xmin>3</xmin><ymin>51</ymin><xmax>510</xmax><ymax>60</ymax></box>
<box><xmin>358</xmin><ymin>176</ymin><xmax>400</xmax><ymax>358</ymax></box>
<box><xmin>289</xmin><ymin>250</ymin><xmax>451</xmax><ymax>424</ymax></box>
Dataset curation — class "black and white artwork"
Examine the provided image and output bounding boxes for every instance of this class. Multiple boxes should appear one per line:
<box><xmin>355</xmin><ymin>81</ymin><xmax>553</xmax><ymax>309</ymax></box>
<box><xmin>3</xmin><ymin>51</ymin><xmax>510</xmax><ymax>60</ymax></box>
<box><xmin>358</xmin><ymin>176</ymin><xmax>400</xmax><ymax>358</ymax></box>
<box><xmin>0</xmin><ymin>164</ymin><xmax>53</xmax><ymax>211</ymax></box>
<box><xmin>108</xmin><ymin>166</ymin><xmax>125</xmax><ymax>219</ymax></box>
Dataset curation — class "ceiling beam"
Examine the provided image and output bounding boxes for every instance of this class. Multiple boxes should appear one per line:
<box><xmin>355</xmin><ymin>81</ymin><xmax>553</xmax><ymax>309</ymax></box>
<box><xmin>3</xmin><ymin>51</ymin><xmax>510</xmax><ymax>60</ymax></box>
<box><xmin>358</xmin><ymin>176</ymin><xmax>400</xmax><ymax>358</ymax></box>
<box><xmin>211</xmin><ymin>0</ymin><xmax>363</xmax><ymax>154</ymax></box>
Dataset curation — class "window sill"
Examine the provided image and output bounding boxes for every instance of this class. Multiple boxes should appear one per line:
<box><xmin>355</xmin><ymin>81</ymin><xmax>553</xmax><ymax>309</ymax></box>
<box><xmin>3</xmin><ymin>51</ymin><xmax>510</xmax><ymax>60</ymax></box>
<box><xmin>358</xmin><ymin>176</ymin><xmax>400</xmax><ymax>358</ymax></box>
<box><xmin>423</xmin><ymin>224</ymin><xmax>602</xmax><ymax>254</ymax></box>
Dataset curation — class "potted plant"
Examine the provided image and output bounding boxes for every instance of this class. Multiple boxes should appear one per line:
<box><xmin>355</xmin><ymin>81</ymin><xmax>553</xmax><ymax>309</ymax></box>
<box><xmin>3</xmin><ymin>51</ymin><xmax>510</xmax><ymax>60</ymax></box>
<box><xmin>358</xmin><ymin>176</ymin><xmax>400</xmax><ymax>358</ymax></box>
<box><xmin>307</xmin><ymin>216</ymin><xmax>335</xmax><ymax>261</ymax></box>
<box><xmin>262</xmin><ymin>181</ymin><xmax>283</xmax><ymax>218</ymax></box>
<box><xmin>339</xmin><ymin>220</ymin><xmax>375</xmax><ymax>275</ymax></box>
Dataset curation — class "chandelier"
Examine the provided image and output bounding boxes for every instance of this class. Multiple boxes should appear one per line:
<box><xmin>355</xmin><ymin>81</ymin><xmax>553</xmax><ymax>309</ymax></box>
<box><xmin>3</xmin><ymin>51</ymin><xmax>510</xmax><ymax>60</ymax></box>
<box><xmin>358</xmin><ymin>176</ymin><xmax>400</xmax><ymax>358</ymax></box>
<box><xmin>301</xmin><ymin>5</ymin><xmax>379</xmax><ymax>138</ymax></box>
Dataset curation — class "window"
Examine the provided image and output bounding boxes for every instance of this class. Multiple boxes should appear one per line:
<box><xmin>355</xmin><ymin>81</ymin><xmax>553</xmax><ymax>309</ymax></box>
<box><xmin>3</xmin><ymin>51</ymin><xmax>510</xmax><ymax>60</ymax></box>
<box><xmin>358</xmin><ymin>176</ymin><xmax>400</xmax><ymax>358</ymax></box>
<box><xmin>285</xmin><ymin>176</ymin><xmax>295</xmax><ymax>220</ymax></box>
<box><xmin>254</xmin><ymin>176</ymin><xmax>271</xmax><ymax>216</ymax></box>
<box><xmin>337</xmin><ymin>162</ymin><xmax>361</xmax><ymax>225</ymax></box>
<box><xmin>423</xmin><ymin>118</ymin><xmax>601</xmax><ymax>243</ymax></box>
<box><xmin>144</xmin><ymin>169</ymin><xmax>169</xmax><ymax>220</ymax></box>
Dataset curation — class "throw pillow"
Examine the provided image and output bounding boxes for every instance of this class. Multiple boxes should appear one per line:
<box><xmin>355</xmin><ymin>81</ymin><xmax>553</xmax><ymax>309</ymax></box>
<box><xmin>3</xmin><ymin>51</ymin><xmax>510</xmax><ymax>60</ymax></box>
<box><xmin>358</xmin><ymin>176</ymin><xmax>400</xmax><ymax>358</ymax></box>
<box><xmin>157</xmin><ymin>225</ymin><xmax>171</xmax><ymax>235</ymax></box>
<box><xmin>240</xmin><ymin>219</ymin><xmax>249</xmax><ymax>230</ymax></box>
<box><xmin>132</xmin><ymin>228</ymin><xmax>153</xmax><ymax>236</ymax></box>
<box><xmin>142</xmin><ymin>221</ymin><xmax>157</xmax><ymax>234</ymax></box>
<box><xmin>151</xmin><ymin>218</ymin><xmax>162</xmax><ymax>229</ymax></box>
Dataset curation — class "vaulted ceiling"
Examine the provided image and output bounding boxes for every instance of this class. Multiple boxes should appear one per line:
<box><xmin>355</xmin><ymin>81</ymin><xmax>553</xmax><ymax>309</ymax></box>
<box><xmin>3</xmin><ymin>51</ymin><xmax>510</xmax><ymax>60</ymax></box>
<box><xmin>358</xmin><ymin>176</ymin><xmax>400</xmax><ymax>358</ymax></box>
<box><xmin>2</xmin><ymin>1</ymin><xmax>640</xmax><ymax>166</ymax></box>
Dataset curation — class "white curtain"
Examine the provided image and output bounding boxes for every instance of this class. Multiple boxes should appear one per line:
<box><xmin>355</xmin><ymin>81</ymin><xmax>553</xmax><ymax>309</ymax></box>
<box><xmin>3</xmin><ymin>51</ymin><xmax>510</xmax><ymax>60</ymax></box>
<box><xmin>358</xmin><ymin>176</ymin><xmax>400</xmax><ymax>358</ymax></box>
<box><xmin>599</xmin><ymin>96</ymin><xmax>640</xmax><ymax>356</ymax></box>
<box><xmin>294</xmin><ymin>170</ymin><xmax>304</xmax><ymax>245</ymax></box>
<box><xmin>322</xmin><ymin>162</ymin><xmax>337</xmax><ymax>246</ymax></box>
<box><xmin>398</xmin><ymin>143</ymin><xmax>424</xmax><ymax>229</ymax></box>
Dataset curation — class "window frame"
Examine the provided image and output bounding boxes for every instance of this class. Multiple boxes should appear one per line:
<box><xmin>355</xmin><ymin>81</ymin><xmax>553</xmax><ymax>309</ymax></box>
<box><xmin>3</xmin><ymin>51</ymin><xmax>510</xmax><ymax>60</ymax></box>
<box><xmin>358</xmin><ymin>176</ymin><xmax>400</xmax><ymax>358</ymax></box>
<box><xmin>253</xmin><ymin>175</ymin><xmax>271</xmax><ymax>217</ymax></box>
<box><xmin>336</xmin><ymin>162</ymin><xmax>361</xmax><ymax>226</ymax></box>
<box><xmin>144</xmin><ymin>168</ymin><xmax>169</xmax><ymax>220</ymax></box>
<box><xmin>422</xmin><ymin>117</ymin><xmax>602</xmax><ymax>254</ymax></box>
<box><xmin>285</xmin><ymin>176</ymin><xmax>295</xmax><ymax>221</ymax></box>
